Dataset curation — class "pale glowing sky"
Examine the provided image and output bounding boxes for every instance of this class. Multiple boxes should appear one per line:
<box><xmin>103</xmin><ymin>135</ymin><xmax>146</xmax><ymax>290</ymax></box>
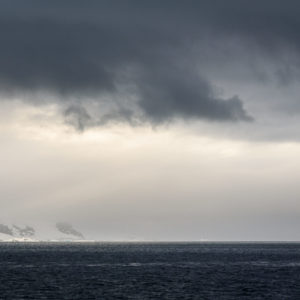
<box><xmin>2</xmin><ymin>1</ymin><xmax>300</xmax><ymax>240</ymax></box>
<box><xmin>1</xmin><ymin>100</ymin><xmax>300</xmax><ymax>240</ymax></box>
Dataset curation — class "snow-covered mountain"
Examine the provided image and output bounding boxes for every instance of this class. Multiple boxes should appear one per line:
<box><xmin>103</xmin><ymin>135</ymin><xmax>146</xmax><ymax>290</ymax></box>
<box><xmin>0</xmin><ymin>222</ymin><xmax>85</xmax><ymax>242</ymax></box>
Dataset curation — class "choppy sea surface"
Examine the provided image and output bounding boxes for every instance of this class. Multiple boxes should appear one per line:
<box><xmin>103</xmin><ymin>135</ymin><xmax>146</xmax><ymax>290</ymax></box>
<box><xmin>0</xmin><ymin>242</ymin><xmax>300</xmax><ymax>299</ymax></box>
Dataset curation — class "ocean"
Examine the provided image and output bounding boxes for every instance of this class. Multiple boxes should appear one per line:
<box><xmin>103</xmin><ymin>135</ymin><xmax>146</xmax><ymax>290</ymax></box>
<box><xmin>0</xmin><ymin>242</ymin><xmax>299</xmax><ymax>299</ymax></box>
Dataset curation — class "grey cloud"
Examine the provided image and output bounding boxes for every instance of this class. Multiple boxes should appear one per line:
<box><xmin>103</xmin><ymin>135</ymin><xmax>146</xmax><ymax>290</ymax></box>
<box><xmin>135</xmin><ymin>66</ymin><xmax>253</xmax><ymax>123</ymax></box>
<box><xmin>64</xmin><ymin>105</ymin><xmax>92</xmax><ymax>132</ymax></box>
<box><xmin>0</xmin><ymin>0</ymin><xmax>259</xmax><ymax>128</ymax></box>
<box><xmin>2</xmin><ymin>0</ymin><xmax>300</xmax><ymax>127</ymax></box>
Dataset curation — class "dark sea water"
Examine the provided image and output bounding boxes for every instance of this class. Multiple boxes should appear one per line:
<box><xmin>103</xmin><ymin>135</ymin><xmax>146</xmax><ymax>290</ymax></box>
<box><xmin>0</xmin><ymin>242</ymin><xmax>300</xmax><ymax>299</ymax></box>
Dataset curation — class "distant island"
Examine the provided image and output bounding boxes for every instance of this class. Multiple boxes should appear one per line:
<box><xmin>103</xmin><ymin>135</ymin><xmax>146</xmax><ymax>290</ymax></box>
<box><xmin>0</xmin><ymin>222</ymin><xmax>85</xmax><ymax>242</ymax></box>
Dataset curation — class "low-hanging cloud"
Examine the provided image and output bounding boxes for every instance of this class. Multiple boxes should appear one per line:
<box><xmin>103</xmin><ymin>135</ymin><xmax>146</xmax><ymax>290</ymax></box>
<box><xmin>2</xmin><ymin>0</ymin><xmax>300</xmax><ymax>128</ymax></box>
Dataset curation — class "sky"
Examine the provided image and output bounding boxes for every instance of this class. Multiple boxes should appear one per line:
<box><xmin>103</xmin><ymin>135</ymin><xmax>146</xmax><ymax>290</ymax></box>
<box><xmin>1</xmin><ymin>1</ymin><xmax>300</xmax><ymax>240</ymax></box>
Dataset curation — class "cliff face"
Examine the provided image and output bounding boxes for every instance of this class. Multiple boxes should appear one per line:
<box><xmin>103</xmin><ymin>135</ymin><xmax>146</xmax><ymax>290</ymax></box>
<box><xmin>0</xmin><ymin>224</ymin><xmax>32</xmax><ymax>241</ymax></box>
<box><xmin>12</xmin><ymin>225</ymin><xmax>35</xmax><ymax>237</ymax></box>
<box><xmin>0</xmin><ymin>224</ymin><xmax>13</xmax><ymax>236</ymax></box>
<box><xmin>56</xmin><ymin>222</ymin><xmax>84</xmax><ymax>239</ymax></box>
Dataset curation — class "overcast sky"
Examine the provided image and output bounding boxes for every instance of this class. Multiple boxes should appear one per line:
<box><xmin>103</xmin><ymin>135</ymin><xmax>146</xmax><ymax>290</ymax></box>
<box><xmin>1</xmin><ymin>1</ymin><xmax>300</xmax><ymax>240</ymax></box>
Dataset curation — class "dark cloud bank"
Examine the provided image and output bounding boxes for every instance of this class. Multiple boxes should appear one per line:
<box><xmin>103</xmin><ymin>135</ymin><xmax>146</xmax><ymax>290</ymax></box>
<box><xmin>2</xmin><ymin>0</ymin><xmax>300</xmax><ymax>129</ymax></box>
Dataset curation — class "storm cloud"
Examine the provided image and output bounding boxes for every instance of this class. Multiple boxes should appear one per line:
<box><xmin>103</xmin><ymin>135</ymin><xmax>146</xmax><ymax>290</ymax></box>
<box><xmin>1</xmin><ymin>1</ymin><xmax>300</xmax><ymax>128</ymax></box>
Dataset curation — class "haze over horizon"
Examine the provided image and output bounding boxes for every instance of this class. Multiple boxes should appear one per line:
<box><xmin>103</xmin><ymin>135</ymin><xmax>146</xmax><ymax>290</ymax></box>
<box><xmin>1</xmin><ymin>1</ymin><xmax>300</xmax><ymax>241</ymax></box>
